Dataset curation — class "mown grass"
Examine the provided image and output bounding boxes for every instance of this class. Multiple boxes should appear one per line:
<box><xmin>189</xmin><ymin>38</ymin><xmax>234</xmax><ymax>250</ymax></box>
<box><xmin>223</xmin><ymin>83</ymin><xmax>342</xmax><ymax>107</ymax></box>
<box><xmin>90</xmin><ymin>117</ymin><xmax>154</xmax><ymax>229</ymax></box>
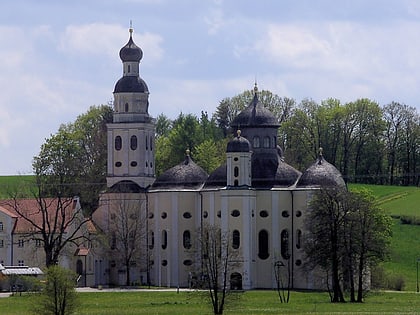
<box><xmin>1</xmin><ymin>290</ymin><xmax>420</xmax><ymax>315</ymax></box>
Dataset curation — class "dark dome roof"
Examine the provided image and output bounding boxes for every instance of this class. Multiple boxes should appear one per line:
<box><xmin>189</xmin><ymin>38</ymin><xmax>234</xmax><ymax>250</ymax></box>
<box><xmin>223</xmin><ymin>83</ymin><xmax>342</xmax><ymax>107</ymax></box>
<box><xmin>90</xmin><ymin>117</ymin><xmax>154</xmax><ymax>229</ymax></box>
<box><xmin>275</xmin><ymin>159</ymin><xmax>302</xmax><ymax>187</ymax></box>
<box><xmin>204</xmin><ymin>163</ymin><xmax>227</xmax><ymax>188</ymax></box>
<box><xmin>108</xmin><ymin>180</ymin><xmax>145</xmax><ymax>193</ymax></box>
<box><xmin>297</xmin><ymin>153</ymin><xmax>346</xmax><ymax>188</ymax></box>
<box><xmin>230</xmin><ymin>90</ymin><xmax>279</xmax><ymax>128</ymax></box>
<box><xmin>226</xmin><ymin>131</ymin><xmax>250</xmax><ymax>153</ymax></box>
<box><xmin>114</xmin><ymin>76</ymin><xmax>149</xmax><ymax>93</ymax></box>
<box><xmin>152</xmin><ymin>155</ymin><xmax>208</xmax><ymax>189</ymax></box>
<box><xmin>119</xmin><ymin>34</ymin><xmax>143</xmax><ymax>62</ymax></box>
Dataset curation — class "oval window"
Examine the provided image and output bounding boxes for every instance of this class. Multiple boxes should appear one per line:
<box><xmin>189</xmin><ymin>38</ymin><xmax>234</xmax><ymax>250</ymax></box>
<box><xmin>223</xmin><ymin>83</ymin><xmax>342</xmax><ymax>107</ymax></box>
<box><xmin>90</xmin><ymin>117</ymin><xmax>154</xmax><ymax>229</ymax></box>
<box><xmin>231</xmin><ymin>210</ymin><xmax>240</xmax><ymax>217</ymax></box>
<box><xmin>161</xmin><ymin>212</ymin><xmax>167</xmax><ymax>219</ymax></box>
<box><xmin>259</xmin><ymin>210</ymin><xmax>269</xmax><ymax>218</ymax></box>
<box><xmin>162</xmin><ymin>260</ymin><xmax>168</xmax><ymax>266</ymax></box>
<box><xmin>296</xmin><ymin>210</ymin><xmax>302</xmax><ymax>217</ymax></box>
<box><xmin>130</xmin><ymin>135</ymin><xmax>138</xmax><ymax>150</ymax></box>
<box><xmin>183</xmin><ymin>212</ymin><xmax>192</xmax><ymax>219</ymax></box>
<box><xmin>203</xmin><ymin>211</ymin><xmax>208</xmax><ymax>218</ymax></box>
<box><xmin>183</xmin><ymin>259</ymin><xmax>193</xmax><ymax>266</ymax></box>
<box><xmin>130</xmin><ymin>161</ymin><xmax>137</xmax><ymax>167</ymax></box>
<box><xmin>282</xmin><ymin>210</ymin><xmax>290</xmax><ymax>218</ymax></box>
<box><xmin>115</xmin><ymin>161</ymin><xmax>122</xmax><ymax>167</ymax></box>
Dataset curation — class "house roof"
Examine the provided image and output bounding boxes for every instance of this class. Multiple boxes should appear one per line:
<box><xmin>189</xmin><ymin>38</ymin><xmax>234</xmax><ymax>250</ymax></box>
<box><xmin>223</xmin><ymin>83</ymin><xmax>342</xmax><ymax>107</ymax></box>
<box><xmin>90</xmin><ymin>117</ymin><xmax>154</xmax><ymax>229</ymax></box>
<box><xmin>0</xmin><ymin>198</ymin><xmax>79</xmax><ymax>234</ymax></box>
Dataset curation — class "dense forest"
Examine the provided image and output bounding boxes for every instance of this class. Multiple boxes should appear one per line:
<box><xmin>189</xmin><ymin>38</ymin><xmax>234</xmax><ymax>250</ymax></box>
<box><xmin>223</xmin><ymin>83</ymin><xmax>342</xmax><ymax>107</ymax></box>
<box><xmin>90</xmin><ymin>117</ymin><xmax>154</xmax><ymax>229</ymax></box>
<box><xmin>156</xmin><ymin>89</ymin><xmax>419</xmax><ymax>186</ymax></box>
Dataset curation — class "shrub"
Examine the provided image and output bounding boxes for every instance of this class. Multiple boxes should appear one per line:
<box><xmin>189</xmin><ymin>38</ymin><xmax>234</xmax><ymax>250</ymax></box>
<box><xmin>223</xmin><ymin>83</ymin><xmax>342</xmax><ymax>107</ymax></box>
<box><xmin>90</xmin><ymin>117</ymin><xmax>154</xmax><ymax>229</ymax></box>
<box><xmin>33</xmin><ymin>266</ymin><xmax>79</xmax><ymax>315</ymax></box>
<box><xmin>399</xmin><ymin>215</ymin><xmax>420</xmax><ymax>225</ymax></box>
<box><xmin>386</xmin><ymin>274</ymin><xmax>406</xmax><ymax>291</ymax></box>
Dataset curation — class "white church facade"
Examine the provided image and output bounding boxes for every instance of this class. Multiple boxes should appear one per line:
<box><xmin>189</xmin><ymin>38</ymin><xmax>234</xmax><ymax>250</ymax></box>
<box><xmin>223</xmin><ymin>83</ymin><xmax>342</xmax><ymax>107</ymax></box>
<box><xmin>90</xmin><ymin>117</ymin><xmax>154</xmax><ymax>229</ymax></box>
<box><xmin>92</xmin><ymin>28</ymin><xmax>346</xmax><ymax>290</ymax></box>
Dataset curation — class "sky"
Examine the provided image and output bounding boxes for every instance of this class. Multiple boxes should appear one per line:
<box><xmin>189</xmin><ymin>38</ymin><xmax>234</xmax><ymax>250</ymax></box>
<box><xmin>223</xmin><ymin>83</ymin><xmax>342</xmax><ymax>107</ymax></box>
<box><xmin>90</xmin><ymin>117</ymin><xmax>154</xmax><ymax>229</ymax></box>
<box><xmin>1</xmin><ymin>0</ymin><xmax>420</xmax><ymax>175</ymax></box>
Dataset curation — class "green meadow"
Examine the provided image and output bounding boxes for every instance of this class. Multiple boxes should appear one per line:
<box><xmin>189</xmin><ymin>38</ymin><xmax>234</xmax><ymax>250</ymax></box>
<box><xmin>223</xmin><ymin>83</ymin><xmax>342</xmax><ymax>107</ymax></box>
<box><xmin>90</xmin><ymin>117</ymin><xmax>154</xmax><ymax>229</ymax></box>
<box><xmin>0</xmin><ymin>290</ymin><xmax>420</xmax><ymax>315</ymax></box>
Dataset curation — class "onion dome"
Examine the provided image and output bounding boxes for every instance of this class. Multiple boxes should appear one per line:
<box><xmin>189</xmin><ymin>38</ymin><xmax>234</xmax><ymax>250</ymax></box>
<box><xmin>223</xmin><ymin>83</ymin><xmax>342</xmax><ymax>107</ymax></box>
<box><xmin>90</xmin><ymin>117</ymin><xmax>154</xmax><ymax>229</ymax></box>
<box><xmin>119</xmin><ymin>28</ymin><xmax>143</xmax><ymax>62</ymax></box>
<box><xmin>114</xmin><ymin>76</ymin><xmax>149</xmax><ymax>93</ymax></box>
<box><xmin>152</xmin><ymin>150</ymin><xmax>208</xmax><ymax>189</ymax></box>
<box><xmin>297</xmin><ymin>148</ymin><xmax>346</xmax><ymax>188</ymax></box>
<box><xmin>230</xmin><ymin>84</ymin><xmax>279</xmax><ymax>128</ymax></box>
<box><xmin>226</xmin><ymin>130</ymin><xmax>250</xmax><ymax>152</ymax></box>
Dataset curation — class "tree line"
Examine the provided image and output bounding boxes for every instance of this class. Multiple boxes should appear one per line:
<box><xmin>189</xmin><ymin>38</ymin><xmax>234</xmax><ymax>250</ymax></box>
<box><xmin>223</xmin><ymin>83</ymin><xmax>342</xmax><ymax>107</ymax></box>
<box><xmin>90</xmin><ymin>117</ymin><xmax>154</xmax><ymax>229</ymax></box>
<box><xmin>158</xmin><ymin>89</ymin><xmax>420</xmax><ymax>186</ymax></box>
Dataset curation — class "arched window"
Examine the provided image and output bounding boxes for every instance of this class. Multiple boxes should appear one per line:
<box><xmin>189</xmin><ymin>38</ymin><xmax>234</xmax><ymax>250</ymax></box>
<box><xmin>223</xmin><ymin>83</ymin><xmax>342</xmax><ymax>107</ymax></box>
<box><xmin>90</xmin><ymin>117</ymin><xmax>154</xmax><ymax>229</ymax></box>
<box><xmin>272</xmin><ymin>136</ymin><xmax>277</xmax><ymax>148</ymax></box>
<box><xmin>263</xmin><ymin>136</ymin><xmax>270</xmax><ymax>148</ymax></box>
<box><xmin>127</xmin><ymin>65</ymin><xmax>131</xmax><ymax>73</ymax></box>
<box><xmin>145</xmin><ymin>135</ymin><xmax>148</xmax><ymax>150</ymax></box>
<box><xmin>130</xmin><ymin>135</ymin><xmax>138</xmax><ymax>150</ymax></box>
<box><xmin>253</xmin><ymin>136</ymin><xmax>260</xmax><ymax>148</ymax></box>
<box><xmin>125</xmin><ymin>103</ymin><xmax>129</xmax><ymax>112</ymax></box>
<box><xmin>234</xmin><ymin>180</ymin><xmax>238</xmax><ymax>186</ymax></box>
<box><xmin>150</xmin><ymin>135</ymin><xmax>153</xmax><ymax>150</ymax></box>
<box><xmin>296</xmin><ymin>229</ymin><xmax>302</xmax><ymax>249</ymax></box>
<box><xmin>232</xmin><ymin>230</ymin><xmax>240</xmax><ymax>249</ymax></box>
<box><xmin>281</xmin><ymin>229</ymin><xmax>290</xmax><ymax>259</ymax></box>
<box><xmin>115</xmin><ymin>136</ymin><xmax>122</xmax><ymax>151</ymax></box>
<box><xmin>258</xmin><ymin>230</ymin><xmax>269</xmax><ymax>260</ymax></box>
<box><xmin>234</xmin><ymin>166</ymin><xmax>239</xmax><ymax>177</ymax></box>
<box><xmin>230</xmin><ymin>272</ymin><xmax>242</xmax><ymax>290</ymax></box>
<box><xmin>183</xmin><ymin>230</ymin><xmax>191</xmax><ymax>249</ymax></box>
<box><xmin>161</xmin><ymin>230</ymin><xmax>167</xmax><ymax>250</ymax></box>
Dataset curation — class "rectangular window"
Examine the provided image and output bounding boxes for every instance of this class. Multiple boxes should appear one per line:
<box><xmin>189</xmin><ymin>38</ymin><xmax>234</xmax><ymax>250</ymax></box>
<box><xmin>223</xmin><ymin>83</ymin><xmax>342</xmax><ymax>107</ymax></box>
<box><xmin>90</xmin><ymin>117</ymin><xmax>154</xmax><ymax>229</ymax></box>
<box><xmin>0</xmin><ymin>239</ymin><xmax>3</xmax><ymax>248</ymax></box>
<box><xmin>35</xmin><ymin>239</ymin><xmax>42</xmax><ymax>247</ymax></box>
<box><xmin>18</xmin><ymin>239</ymin><xmax>24</xmax><ymax>248</ymax></box>
<box><xmin>18</xmin><ymin>260</ymin><xmax>24</xmax><ymax>266</ymax></box>
<box><xmin>0</xmin><ymin>222</ymin><xmax>3</xmax><ymax>231</ymax></box>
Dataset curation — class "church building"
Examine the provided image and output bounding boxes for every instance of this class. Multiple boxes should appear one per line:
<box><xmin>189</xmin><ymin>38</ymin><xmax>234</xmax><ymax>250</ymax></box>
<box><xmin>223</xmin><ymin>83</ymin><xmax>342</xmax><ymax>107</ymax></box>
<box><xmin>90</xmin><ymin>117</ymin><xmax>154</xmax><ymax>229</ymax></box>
<box><xmin>92</xmin><ymin>28</ymin><xmax>346</xmax><ymax>289</ymax></box>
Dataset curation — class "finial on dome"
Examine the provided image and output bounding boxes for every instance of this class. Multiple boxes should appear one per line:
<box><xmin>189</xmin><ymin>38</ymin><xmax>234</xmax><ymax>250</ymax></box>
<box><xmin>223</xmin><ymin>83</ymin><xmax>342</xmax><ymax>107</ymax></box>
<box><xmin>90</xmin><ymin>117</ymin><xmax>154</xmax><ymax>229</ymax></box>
<box><xmin>317</xmin><ymin>147</ymin><xmax>323</xmax><ymax>164</ymax></box>
<box><xmin>186</xmin><ymin>148</ymin><xmax>190</xmax><ymax>156</ymax></box>
<box><xmin>129</xmin><ymin>20</ymin><xmax>133</xmax><ymax>36</ymax></box>
<box><xmin>236</xmin><ymin>129</ymin><xmax>241</xmax><ymax>138</ymax></box>
<box><xmin>254</xmin><ymin>81</ymin><xmax>258</xmax><ymax>93</ymax></box>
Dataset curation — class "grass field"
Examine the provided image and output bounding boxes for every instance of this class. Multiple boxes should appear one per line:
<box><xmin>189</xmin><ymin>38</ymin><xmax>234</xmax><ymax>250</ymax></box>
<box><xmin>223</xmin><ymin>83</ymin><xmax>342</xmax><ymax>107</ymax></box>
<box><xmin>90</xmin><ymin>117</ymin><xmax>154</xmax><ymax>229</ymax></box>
<box><xmin>0</xmin><ymin>290</ymin><xmax>419</xmax><ymax>315</ymax></box>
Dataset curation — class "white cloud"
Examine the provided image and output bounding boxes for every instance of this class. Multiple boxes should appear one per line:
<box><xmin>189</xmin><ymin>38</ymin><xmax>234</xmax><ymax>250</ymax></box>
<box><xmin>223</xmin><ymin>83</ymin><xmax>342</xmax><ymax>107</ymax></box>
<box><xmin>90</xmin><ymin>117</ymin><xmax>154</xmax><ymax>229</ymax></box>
<box><xmin>59</xmin><ymin>23</ymin><xmax>164</xmax><ymax>63</ymax></box>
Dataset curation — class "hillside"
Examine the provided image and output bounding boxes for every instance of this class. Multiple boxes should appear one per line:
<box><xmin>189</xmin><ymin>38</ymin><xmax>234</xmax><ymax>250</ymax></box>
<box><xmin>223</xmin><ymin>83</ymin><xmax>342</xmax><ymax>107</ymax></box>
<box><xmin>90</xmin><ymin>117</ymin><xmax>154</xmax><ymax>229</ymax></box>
<box><xmin>1</xmin><ymin>177</ymin><xmax>419</xmax><ymax>290</ymax></box>
<box><xmin>349</xmin><ymin>183</ymin><xmax>420</xmax><ymax>291</ymax></box>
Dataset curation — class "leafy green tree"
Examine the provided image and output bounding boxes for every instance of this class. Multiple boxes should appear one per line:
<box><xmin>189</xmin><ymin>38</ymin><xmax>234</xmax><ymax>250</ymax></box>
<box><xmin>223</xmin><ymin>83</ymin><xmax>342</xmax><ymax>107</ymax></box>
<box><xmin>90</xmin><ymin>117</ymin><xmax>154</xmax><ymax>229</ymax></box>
<box><xmin>194</xmin><ymin>139</ymin><xmax>223</xmax><ymax>174</ymax></box>
<box><xmin>33</xmin><ymin>105</ymin><xmax>112</xmax><ymax>214</ymax></box>
<box><xmin>155</xmin><ymin>113</ymin><xmax>172</xmax><ymax>138</ymax></box>
<box><xmin>305</xmin><ymin>187</ymin><xmax>392</xmax><ymax>303</ymax></box>
<box><xmin>34</xmin><ymin>265</ymin><xmax>78</xmax><ymax>315</ymax></box>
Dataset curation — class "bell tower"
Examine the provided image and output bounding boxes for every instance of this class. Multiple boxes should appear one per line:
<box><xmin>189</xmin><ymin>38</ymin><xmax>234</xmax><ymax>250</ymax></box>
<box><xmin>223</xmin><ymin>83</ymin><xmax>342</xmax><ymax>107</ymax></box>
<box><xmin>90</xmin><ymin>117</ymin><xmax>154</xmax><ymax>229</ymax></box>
<box><xmin>106</xmin><ymin>26</ymin><xmax>155</xmax><ymax>188</ymax></box>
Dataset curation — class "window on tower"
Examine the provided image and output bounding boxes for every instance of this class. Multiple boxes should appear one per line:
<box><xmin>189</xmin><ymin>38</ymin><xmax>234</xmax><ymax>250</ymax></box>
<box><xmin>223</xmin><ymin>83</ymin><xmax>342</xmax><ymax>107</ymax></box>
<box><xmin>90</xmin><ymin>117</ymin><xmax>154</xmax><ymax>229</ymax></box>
<box><xmin>130</xmin><ymin>135</ymin><xmax>138</xmax><ymax>150</ymax></box>
<box><xmin>125</xmin><ymin>103</ymin><xmax>129</xmax><ymax>112</ymax></box>
<box><xmin>263</xmin><ymin>136</ymin><xmax>270</xmax><ymax>148</ymax></box>
<box><xmin>234</xmin><ymin>167</ymin><xmax>239</xmax><ymax>177</ymax></box>
<box><xmin>115</xmin><ymin>136</ymin><xmax>122</xmax><ymax>151</ymax></box>
<box><xmin>253</xmin><ymin>136</ymin><xmax>260</xmax><ymax>148</ymax></box>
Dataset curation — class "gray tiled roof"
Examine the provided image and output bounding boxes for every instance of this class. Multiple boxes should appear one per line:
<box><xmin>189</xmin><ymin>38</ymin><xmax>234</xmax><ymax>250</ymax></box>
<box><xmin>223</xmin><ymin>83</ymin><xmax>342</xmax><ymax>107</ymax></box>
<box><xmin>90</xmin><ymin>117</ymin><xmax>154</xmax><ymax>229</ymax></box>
<box><xmin>151</xmin><ymin>155</ymin><xmax>208</xmax><ymax>189</ymax></box>
<box><xmin>297</xmin><ymin>155</ymin><xmax>346</xmax><ymax>188</ymax></box>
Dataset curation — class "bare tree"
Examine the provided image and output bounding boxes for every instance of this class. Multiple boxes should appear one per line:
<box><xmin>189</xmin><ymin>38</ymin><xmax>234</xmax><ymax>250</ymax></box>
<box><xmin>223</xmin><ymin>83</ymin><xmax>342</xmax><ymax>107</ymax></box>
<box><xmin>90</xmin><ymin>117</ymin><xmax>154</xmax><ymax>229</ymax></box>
<box><xmin>193</xmin><ymin>223</ymin><xmax>240</xmax><ymax>315</ymax></box>
<box><xmin>105</xmin><ymin>193</ymin><xmax>147</xmax><ymax>286</ymax></box>
<box><xmin>273</xmin><ymin>258</ymin><xmax>291</xmax><ymax>303</ymax></box>
<box><xmin>2</xmin><ymin>186</ymin><xmax>90</xmax><ymax>267</ymax></box>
